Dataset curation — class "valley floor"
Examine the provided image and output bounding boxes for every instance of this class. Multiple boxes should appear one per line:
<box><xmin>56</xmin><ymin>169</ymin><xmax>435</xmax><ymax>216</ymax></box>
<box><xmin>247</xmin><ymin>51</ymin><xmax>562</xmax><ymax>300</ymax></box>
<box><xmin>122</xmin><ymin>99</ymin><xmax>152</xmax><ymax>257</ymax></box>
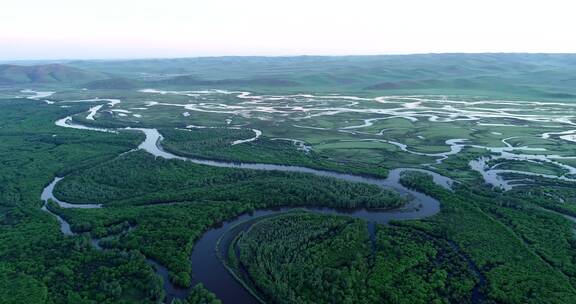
<box><xmin>3</xmin><ymin>82</ymin><xmax>576</xmax><ymax>304</ymax></box>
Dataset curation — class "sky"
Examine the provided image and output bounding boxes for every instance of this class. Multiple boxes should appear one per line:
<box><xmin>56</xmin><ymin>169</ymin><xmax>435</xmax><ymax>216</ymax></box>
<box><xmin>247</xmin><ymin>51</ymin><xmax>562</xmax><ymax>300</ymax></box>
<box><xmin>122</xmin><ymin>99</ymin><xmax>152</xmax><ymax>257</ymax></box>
<box><xmin>1</xmin><ymin>0</ymin><xmax>575</xmax><ymax>60</ymax></box>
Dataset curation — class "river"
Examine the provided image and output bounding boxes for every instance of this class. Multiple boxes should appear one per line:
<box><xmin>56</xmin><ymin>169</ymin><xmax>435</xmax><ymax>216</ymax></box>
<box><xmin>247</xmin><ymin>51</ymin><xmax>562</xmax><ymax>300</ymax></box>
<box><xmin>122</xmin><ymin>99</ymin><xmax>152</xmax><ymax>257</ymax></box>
<box><xmin>36</xmin><ymin>91</ymin><xmax>576</xmax><ymax>303</ymax></box>
<box><xmin>42</xmin><ymin>114</ymin><xmax>459</xmax><ymax>303</ymax></box>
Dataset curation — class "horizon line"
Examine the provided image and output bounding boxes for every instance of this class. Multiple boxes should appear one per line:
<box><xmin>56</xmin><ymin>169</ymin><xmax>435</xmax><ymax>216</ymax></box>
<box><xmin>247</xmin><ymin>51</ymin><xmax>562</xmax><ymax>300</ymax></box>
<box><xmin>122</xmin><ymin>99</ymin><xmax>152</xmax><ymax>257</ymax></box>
<box><xmin>3</xmin><ymin>51</ymin><xmax>576</xmax><ymax>63</ymax></box>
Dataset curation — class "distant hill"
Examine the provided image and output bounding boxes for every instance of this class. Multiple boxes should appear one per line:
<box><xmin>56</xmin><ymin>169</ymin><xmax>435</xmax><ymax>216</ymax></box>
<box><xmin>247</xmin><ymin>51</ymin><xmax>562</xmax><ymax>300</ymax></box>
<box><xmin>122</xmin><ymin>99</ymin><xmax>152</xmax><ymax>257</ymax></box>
<box><xmin>83</xmin><ymin>78</ymin><xmax>142</xmax><ymax>89</ymax></box>
<box><xmin>61</xmin><ymin>54</ymin><xmax>576</xmax><ymax>97</ymax></box>
<box><xmin>80</xmin><ymin>75</ymin><xmax>300</xmax><ymax>90</ymax></box>
<box><xmin>156</xmin><ymin>75</ymin><xmax>300</xmax><ymax>87</ymax></box>
<box><xmin>0</xmin><ymin>64</ymin><xmax>107</xmax><ymax>85</ymax></box>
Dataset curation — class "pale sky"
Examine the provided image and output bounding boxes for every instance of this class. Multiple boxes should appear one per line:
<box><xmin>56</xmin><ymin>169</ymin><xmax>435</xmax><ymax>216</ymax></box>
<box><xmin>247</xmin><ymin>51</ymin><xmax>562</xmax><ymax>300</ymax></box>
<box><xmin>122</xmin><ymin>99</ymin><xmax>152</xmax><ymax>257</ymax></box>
<box><xmin>1</xmin><ymin>0</ymin><xmax>575</xmax><ymax>60</ymax></box>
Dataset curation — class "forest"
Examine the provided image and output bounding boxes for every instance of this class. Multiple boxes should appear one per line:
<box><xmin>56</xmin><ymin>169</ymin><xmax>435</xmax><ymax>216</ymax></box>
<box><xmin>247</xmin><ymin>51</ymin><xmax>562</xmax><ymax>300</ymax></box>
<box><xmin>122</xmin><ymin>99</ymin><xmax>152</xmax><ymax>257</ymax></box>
<box><xmin>399</xmin><ymin>172</ymin><xmax>576</xmax><ymax>303</ymax></box>
<box><xmin>3</xmin><ymin>53</ymin><xmax>576</xmax><ymax>304</ymax></box>
<box><xmin>53</xmin><ymin>151</ymin><xmax>401</xmax><ymax>209</ymax></box>
<box><xmin>0</xmin><ymin>99</ymin><xmax>163</xmax><ymax>303</ymax></box>
<box><xmin>227</xmin><ymin>212</ymin><xmax>477</xmax><ymax>304</ymax></box>
<box><xmin>50</xmin><ymin>149</ymin><xmax>403</xmax><ymax>288</ymax></box>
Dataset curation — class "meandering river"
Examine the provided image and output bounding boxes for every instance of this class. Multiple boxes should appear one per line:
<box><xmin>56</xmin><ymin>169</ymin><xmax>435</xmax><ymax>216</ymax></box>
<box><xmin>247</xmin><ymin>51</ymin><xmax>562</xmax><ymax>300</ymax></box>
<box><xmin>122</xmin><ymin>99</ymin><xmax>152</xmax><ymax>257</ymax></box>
<box><xmin>42</xmin><ymin>92</ymin><xmax>576</xmax><ymax>302</ymax></box>
<box><xmin>42</xmin><ymin>113</ymin><xmax>461</xmax><ymax>303</ymax></box>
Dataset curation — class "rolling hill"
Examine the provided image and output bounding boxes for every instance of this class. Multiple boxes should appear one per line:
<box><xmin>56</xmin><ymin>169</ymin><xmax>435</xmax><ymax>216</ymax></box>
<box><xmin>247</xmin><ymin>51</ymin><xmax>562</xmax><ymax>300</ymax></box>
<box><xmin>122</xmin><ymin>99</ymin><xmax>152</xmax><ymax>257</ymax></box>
<box><xmin>0</xmin><ymin>64</ymin><xmax>108</xmax><ymax>85</ymax></box>
<box><xmin>66</xmin><ymin>54</ymin><xmax>576</xmax><ymax>97</ymax></box>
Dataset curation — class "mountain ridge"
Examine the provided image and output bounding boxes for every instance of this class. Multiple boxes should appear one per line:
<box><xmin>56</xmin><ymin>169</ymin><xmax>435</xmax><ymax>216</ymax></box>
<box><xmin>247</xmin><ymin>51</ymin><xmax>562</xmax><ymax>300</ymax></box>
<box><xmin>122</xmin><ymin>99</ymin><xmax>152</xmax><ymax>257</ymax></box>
<box><xmin>0</xmin><ymin>63</ymin><xmax>108</xmax><ymax>84</ymax></box>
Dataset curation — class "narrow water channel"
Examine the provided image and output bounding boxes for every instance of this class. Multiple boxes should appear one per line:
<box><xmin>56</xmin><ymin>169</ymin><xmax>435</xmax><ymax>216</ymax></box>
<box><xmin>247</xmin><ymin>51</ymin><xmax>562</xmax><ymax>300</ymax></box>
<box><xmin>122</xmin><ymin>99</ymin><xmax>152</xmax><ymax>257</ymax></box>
<box><xmin>43</xmin><ymin>115</ymin><xmax>461</xmax><ymax>303</ymax></box>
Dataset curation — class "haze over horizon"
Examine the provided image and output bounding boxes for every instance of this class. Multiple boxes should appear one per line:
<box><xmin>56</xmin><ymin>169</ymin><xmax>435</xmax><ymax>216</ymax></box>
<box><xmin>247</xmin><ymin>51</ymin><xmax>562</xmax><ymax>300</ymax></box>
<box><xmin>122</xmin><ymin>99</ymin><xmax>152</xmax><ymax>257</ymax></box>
<box><xmin>2</xmin><ymin>0</ymin><xmax>575</xmax><ymax>60</ymax></box>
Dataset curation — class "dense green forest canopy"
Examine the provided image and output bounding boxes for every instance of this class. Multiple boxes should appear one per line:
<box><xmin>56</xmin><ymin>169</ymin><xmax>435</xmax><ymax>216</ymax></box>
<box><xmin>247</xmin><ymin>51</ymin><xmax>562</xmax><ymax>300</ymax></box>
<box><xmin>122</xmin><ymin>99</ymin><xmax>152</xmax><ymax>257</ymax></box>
<box><xmin>228</xmin><ymin>212</ymin><xmax>477</xmax><ymax>304</ymax></box>
<box><xmin>2</xmin><ymin>54</ymin><xmax>576</xmax><ymax>304</ymax></box>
